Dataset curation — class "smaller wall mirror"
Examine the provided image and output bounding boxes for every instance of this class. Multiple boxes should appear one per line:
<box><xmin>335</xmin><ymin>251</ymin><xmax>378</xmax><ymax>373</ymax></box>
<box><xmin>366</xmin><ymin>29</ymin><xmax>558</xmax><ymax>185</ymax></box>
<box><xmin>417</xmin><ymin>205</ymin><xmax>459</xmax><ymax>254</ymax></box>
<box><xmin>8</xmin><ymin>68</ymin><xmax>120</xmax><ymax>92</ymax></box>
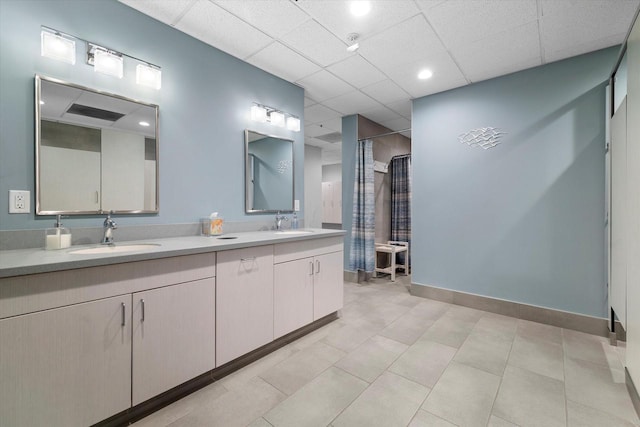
<box><xmin>245</xmin><ymin>130</ymin><xmax>294</xmax><ymax>213</ymax></box>
<box><xmin>36</xmin><ymin>75</ymin><xmax>159</xmax><ymax>215</ymax></box>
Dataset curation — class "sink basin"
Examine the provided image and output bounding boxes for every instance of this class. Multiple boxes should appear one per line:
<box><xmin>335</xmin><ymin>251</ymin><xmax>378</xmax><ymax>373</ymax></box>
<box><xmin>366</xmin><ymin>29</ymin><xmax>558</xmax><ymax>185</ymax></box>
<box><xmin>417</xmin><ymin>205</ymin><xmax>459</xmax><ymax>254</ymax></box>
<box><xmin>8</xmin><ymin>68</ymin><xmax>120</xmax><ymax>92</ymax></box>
<box><xmin>69</xmin><ymin>243</ymin><xmax>161</xmax><ymax>255</ymax></box>
<box><xmin>275</xmin><ymin>230</ymin><xmax>314</xmax><ymax>235</ymax></box>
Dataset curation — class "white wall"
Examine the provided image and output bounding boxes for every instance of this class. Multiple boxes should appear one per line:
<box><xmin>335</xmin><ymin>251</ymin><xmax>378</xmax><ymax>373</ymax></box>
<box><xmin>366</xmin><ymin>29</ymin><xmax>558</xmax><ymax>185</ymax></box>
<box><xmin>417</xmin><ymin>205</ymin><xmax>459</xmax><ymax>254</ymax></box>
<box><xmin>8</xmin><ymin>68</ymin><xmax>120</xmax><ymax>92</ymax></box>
<box><xmin>101</xmin><ymin>129</ymin><xmax>145</xmax><ymax>211</ymax></box>
<box><xmin>304</xmin><ymin>145</ymin><xmax>322</xmax><ymax>228</ymax></box>
<box><xmin>322</xmin><ymin>163</ymin><xmax>342</xmax><ymax>182</ymax></box>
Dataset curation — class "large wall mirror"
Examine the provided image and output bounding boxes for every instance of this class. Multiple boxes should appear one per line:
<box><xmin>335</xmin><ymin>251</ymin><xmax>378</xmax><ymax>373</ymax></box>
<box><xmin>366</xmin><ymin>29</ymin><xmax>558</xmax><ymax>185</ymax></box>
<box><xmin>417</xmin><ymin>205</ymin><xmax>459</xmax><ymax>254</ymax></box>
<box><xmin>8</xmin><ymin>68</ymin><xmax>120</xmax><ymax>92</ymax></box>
<box><xmin>245</xmin><ymin>130</ymin><xmax>294</xmax><ymax>213</ymax></box>
<box><xmin>35</xmin><ymin>75</ymin><xmax>159</xmax><ymax>215</ymax></box>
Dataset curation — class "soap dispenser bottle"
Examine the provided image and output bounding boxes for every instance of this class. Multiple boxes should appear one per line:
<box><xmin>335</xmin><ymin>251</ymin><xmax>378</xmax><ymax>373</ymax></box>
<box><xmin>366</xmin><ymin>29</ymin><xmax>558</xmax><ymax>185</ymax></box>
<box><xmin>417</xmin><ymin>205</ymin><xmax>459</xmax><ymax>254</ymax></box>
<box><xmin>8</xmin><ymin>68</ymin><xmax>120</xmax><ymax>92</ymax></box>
<box><xmin>45</xmin><ymin>215</ymin><xmax>71</xmax><ymax>250</ymax></box>
<box><xmin>291</xmin><ymin>212</ymin><xmax>299</xmax><ymax>230</ymax></box>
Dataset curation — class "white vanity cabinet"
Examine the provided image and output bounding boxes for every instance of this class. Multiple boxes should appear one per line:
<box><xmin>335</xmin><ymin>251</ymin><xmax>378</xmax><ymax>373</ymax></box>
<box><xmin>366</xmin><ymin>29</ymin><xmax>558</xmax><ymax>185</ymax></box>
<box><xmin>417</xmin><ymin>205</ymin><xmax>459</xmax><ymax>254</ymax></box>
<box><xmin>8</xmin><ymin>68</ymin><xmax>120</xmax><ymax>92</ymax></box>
<box><xmin>132</xmin><ymin>277</ymin><xmax>215</xmax><ymax>405</ymax></box>
<box><xmin>0</xmin><ymin>252</ymin><xmax>215</xmax><ymax>427</ymax></box>
<box><xmin>273</xmin><ymin>237</ymin><xmax>344</xmax><ymax>338</ymax></box>
<box><xmin>0</xmin><ymin>295</ymin><xmax>132</xmax><ymax>427</ymax></box>
<box><xmin>216</xmin><ymin>245</ymin><xmax>274</xmax><ymax>366</ymax></box>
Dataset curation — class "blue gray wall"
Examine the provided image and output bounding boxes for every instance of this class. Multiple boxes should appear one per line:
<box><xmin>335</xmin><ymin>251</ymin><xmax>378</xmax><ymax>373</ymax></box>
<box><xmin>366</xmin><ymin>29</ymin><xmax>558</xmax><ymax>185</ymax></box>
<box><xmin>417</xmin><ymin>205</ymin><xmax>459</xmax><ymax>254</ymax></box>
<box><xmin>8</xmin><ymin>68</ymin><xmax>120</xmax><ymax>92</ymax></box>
<box><xmin>0</xmin><ymin>0</ymin><xmax>304</xmax><ymax>230</ymax></box>
<box><xmin>412</xmin><ymin>47</ymin><xmax>618</xmax><ymax>318</ymax></box>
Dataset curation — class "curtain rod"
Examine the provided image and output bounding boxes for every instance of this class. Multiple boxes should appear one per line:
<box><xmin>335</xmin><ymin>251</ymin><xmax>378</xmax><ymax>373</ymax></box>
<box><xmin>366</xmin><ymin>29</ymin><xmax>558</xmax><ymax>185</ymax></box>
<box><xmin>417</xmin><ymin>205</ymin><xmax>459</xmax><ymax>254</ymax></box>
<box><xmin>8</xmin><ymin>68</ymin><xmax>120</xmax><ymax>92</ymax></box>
<box><xmin>358</xmin><ymin>128</ymin><xmax>411</xmax><ymax>142</ymax></box>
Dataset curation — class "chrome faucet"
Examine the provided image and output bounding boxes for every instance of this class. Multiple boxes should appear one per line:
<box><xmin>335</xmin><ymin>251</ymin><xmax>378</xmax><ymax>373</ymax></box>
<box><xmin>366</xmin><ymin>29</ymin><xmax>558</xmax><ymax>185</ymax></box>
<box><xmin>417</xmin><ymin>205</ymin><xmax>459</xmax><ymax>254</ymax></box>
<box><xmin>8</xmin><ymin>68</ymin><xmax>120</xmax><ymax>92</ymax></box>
<box><xmin>101</xmin><ymin>212</ymin><xmax>117</xmax><ymax>245</ymax></box>
<box><xmin>275</xmin><ymin>211</ymin><xmax>289</xmax><ymax>231</ymax></box>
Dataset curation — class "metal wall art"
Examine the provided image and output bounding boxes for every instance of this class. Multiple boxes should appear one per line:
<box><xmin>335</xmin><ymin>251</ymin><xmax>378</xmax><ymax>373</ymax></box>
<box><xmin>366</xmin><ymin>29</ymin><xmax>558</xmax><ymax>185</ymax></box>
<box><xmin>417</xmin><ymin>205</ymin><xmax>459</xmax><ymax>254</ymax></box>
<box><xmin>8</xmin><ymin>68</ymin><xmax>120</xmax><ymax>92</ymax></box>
<box><xmin>458</xmin><ymin>127</ymin><xmax>507</xmax><ymax>150</ymax></box>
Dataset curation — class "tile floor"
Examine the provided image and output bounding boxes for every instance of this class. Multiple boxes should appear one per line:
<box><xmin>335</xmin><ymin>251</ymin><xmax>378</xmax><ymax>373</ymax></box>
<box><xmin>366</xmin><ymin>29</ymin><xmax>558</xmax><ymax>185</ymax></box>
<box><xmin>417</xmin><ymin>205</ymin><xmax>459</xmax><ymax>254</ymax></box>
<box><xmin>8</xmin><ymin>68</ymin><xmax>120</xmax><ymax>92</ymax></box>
<box><xmin>133</xmin><ymin>277</ymin><xmax>640</xmax><ymax>427</ymax></box>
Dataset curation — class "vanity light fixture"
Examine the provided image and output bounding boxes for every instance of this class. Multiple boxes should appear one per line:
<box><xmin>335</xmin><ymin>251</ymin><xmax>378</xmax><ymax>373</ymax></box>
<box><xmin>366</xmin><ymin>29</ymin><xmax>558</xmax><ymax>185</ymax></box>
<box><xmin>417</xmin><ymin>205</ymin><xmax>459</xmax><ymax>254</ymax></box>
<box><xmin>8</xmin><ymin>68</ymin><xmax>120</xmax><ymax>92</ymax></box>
<box><xmin>269</xmin><ymin>110</ymin><xmax>285</xmax><ymax>127</ymax></box>
<box><xmin>136</xmin><ymin>64</ymin><xmax>162</xmax><ymax>90</ymax></box>
<box><xmin>92</xmin><ymin>47</ymin><xmax>124</xmax><ymax>79</ymax></box>
<box><xmin>418</xmin><ymin>69</ymin><xmax>433</xmax><ymax>80</ymax></box>
<box><xmin>40</xmin><ymin>26</ymin><xmax>161</xmax><ymax>89</ymax></box>
<box><xmin>41</xmin><ymin>29</ymin><xmax>76</xmax><ymax>64</ymax></box>
<box><xmin>251</xmin><ymin>103</ymin><xmax>301</xmax><ymax>132</ymax></box>
<box><xmin>350</xmin><ymin>1</ymin><xmax>371</xmax><ymax>17</ymax></box>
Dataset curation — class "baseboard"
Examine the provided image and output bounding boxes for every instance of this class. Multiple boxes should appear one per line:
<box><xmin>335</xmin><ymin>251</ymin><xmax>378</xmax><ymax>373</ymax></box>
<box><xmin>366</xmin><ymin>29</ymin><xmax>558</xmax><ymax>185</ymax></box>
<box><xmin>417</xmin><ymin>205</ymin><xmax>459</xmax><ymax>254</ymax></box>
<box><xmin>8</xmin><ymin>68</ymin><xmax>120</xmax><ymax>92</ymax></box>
<box><xmin>93</xmin><ymin>312</ymin><xmax>339</xmax><ymax>427</ymax></box>
<box><xmin>626</xmin><ymin>368</ymin><xmax>640</xmax><ymax>420</ymax></box>
<box><xmin>410</xmin><ymin>283</ymin><xmax>609</xmax><ymax>337</ymax></box>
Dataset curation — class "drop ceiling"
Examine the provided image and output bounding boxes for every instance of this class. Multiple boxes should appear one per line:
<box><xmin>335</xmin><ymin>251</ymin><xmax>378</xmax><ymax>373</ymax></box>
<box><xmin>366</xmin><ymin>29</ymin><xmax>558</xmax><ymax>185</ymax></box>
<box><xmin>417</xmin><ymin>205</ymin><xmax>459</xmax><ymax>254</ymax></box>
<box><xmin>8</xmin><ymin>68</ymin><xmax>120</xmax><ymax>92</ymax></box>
<box><xmin>119</xmin><ymin>0</ymin><xmax>638</xmax><ymax>164</ymax></box>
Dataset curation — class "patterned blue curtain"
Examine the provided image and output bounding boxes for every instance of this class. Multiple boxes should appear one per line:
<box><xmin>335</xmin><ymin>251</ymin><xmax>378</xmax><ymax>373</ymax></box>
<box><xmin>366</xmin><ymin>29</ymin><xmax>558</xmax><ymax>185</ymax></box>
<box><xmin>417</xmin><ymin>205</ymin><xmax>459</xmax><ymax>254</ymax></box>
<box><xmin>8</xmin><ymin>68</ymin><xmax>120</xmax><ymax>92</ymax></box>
<box><xmin>391</xmin><ymin>154</ymin><xmax>411</xmax><ymax>267</ymax></box>
<box><xmin>349</xmin><ymin>139</ymin><xmax>375</xmax><ymax>273</ymax></box>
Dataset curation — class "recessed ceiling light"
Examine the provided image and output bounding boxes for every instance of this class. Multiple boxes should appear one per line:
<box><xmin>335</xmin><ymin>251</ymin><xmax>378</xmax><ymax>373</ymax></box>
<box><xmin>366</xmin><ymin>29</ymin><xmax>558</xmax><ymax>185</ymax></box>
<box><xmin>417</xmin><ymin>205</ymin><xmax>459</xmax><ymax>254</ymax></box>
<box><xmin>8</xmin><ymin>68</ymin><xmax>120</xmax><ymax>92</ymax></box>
<box><xmin>139</xmin><ymin>121</ymin><xmax>150</xmax><ymax>127</ymax></box>
<box><xmin>418</xmin><ymin>69</ymin><xmax>433</xmax><ymax>80</ymax></box>
<box><xmin>350</xmin><ymin>1</ymin><xmax>371</xmax><ymax>17</ymax></box>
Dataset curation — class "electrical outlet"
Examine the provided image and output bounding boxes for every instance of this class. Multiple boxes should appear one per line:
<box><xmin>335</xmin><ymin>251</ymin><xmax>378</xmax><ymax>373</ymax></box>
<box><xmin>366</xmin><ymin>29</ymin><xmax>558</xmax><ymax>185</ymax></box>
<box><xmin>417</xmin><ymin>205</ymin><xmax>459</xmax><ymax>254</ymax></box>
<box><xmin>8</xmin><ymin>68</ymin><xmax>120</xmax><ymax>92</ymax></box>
<box><xmin>9</xmin><ymin>190</ymin><xmax>30</xmax><ymax>214</ymax></box>
<box><xmin>294</xmin><ymin>199</ymin><xmax>300</xmax><ymax>212</ymax></box>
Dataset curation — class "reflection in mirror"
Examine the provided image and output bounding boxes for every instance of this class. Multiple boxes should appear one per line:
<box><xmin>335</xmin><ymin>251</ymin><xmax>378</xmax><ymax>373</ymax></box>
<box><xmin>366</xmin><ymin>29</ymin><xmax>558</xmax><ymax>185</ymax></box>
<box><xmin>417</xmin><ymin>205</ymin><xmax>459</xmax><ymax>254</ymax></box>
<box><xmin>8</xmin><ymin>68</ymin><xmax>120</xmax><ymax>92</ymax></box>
<box><xmin>245</xmin><ymin>130</ymin><xmax>294</xmax><ymax>213</ymax></box>
<box><xmin>36</xmin><ymin>75</ymin><xmax>159</xmax><ymax>215</ymax></box>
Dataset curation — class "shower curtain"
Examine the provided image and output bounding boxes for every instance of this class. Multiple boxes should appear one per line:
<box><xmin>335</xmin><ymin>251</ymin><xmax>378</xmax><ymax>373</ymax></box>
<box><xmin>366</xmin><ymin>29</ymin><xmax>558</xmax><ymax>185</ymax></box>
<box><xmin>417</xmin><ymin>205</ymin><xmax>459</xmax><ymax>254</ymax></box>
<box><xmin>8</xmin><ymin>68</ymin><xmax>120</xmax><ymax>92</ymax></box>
<box><xmin>349</xmin><ymin>139</ymin><xmax>375</xmax><ymax>274</ymax></box>
<box><xmin>390</xmin><ymin>154</ymin><xmax>411</xmax><ymax>267</ymax></box>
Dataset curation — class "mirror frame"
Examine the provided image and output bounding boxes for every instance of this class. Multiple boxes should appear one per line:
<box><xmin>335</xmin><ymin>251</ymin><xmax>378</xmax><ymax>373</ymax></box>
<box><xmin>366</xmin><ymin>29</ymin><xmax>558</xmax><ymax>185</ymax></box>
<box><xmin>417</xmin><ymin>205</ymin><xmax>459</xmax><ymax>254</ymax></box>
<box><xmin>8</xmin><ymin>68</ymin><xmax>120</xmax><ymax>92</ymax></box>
<box><xmin>244</xmin><ymin>129</ymin><xmax>295</xmax><ymax>214</ymax></box>
<box><xmin>35</xmin><ymin>74</ymin><xmax>160</xmax><ymax>215</ymax></box>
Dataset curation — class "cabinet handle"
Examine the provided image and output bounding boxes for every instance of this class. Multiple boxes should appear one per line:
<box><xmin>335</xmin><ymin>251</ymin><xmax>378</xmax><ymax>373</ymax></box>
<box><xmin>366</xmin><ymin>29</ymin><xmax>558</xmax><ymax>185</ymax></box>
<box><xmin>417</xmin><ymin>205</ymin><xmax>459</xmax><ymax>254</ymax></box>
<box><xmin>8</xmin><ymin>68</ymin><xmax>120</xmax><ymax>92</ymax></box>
<box><xmin>240</xmin><ymin>257</ymin><xmax>256</xmax><ymax>262</ymax></box>
<box><xmin>121</xmin><ymin>302</ymin><xmax>126</xmax><ymax>327</ymax></box>
<box><xmin>316</xmin><ymin>260</ymin><xmax>320</xmax><ymax>274</ymax></box>
<box><xmin>141</xmin><ymin>299</ymin><xmax>145</xmax><ymax>322</ymax></box>
<box><xmin>95</xmin><ymin>191</ymin><xmax>99</xmax><ymax>203</ymax></box>
<box><xmin>309</xmin><ymin>261</ymin><xmax>314</xmax><ymax>276</ymax></box>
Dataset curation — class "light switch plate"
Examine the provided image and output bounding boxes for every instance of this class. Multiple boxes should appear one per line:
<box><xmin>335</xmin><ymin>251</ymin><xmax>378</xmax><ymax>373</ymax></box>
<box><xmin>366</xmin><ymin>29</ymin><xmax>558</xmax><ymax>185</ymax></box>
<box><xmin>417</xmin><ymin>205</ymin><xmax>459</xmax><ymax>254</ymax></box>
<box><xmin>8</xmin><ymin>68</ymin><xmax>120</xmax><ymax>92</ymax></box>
<box><xmin>294</xmin><ymin>199</ymin><xmax>300</xmax><ymax>211</ymax></box>
<box><xmin>9</xmin><ymin>190</ymin><xmax>30</xmax><ymax>213</ymax></box>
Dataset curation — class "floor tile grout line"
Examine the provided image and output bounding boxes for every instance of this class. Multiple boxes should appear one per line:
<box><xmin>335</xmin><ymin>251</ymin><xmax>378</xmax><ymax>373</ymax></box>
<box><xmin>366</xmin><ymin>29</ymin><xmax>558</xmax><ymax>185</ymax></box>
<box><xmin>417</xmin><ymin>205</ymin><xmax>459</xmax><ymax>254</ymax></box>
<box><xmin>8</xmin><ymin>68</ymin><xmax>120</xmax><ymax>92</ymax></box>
<box><xmin>485</xmin><ymin>319</ymin><xmax>518</xmax><ymax>427</ymax></box>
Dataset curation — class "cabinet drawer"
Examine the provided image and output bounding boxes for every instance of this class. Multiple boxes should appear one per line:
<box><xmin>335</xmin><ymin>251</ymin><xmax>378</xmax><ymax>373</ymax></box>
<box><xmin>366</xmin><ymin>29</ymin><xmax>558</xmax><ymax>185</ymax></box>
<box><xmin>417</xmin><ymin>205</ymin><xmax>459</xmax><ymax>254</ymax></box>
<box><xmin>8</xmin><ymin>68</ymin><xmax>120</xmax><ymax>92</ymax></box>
<box><xmin>274</xmin><ymin>236</ymin><xmax>343</xmax><ymax>264</ymax></box>
<box><xmin>0</xmin><ymin>252</ymin><xmax>216</xmax><ymax>319</ymax></box>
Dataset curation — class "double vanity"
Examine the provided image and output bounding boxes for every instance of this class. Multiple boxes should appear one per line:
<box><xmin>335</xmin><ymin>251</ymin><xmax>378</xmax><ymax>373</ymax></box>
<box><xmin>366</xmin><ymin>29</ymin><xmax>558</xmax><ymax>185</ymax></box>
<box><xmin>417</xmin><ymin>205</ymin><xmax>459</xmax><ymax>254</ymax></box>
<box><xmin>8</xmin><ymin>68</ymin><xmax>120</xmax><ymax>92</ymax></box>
<box><xmin>0</xmin><ymin>229</ymin><xmax>345</xmax><ymax>427</ymax></box>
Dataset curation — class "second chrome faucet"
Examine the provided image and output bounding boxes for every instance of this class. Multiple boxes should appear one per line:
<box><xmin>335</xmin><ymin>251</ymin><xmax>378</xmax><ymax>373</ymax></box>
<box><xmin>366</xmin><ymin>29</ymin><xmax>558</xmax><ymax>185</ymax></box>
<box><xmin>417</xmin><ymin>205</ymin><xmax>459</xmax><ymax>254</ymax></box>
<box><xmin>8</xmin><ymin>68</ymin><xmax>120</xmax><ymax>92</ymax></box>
<box><xmin>101</xmin><ymin>211</ymin><xmax>117</xmax><ymax>245</ymax></box>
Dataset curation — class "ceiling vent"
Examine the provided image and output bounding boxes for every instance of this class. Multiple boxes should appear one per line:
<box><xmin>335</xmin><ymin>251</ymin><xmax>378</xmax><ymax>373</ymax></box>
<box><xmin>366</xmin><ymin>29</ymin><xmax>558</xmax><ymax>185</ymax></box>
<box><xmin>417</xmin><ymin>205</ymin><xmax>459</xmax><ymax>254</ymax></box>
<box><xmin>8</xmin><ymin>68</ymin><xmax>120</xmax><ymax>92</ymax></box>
<box><xmin>315</xmin><ymin>132</ymin><xmax>342</xmax><ymax>143</ymax></box>
<box><xmin>66</xmin><ymin>104</ymin><xmax>125</xmax><ymax>121</ymax></box>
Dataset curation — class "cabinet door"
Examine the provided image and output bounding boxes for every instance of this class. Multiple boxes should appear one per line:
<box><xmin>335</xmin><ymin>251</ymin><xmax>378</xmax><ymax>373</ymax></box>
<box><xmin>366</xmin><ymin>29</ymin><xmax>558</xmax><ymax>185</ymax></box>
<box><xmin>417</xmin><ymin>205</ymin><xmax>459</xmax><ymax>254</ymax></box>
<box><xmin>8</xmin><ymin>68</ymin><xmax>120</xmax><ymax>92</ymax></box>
<box><xmin>216</xmin><ymin>245</ymin><xmax>274</xmax><ymax>366</ymax></box>
<box><xmin>132</xmin><ymin>278</ymin><xmax>215</xmax><ymax>405</ymax></box>
<box><xmin>274</xmin><ymin>257</ymin><xmax>314</xmax><ymax>339</ymax></box>
<box><xmin>0</xmin><ymin>295</ymin><xmax>131</xmax><ymax>427</ymax></box>
<box><xmin>313</xmin><ymin>251</ymin><xmax>344</xmax><ymax>320</ymax></box>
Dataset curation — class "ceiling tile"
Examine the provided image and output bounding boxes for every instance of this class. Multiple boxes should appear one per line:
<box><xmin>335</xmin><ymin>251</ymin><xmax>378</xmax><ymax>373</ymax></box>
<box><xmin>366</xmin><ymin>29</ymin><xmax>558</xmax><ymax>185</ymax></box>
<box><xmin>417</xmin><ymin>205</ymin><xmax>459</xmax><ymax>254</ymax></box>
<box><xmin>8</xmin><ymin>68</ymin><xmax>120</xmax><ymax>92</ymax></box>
<box><xmin>304</xmin><ymin>103</ymin><xmax>342</xmax><ymax>124</ymax></box>
<box><xmin>175</xmin><ymin>0</ymin><xmax>272</xmax><ymax>59</ymax></box>
<box><xmin>385</xmin><ymin>52</ymin><xmax>467</xmax><ymax>98</ymax></box>
<box><xmin>317</xmin><ymin>117</ymin><xmax>342</xmax><ymax>132</ymax></box>
<box><xmin>246</xmin><ymin>42</ymin><xmax>321</xmax><ymax>82</ymax></box>
<box><xmin>360</xmin><ymin>79</ymin><xmax>410</xmax><ymax>105</ymax></box>
<box><xmin>380</xmin><ymin>117</ymin><xmax>411</xmax><ymax>132</ymax></box>
<box><xmin>280</xmin><ymin>20</ymin><xmax>351</xmax><ymax>67</ymax></box>
<box><xmin>386</xmin><ymin>99</ymin><xmax>412</xmax><ymax>118</ymax></box>
<box><xmin>297</xmin><ymin>70</ymin><xmax>354</xmax><ymax>101</ymax></box>
<box><xmin>358</xmin><ymin>15</ymin><xmax>448</xmax><ymax>74</ymax></box>
<box><xmin>295</xmin><ymin>0</ymin><xmax>421</xmax><ymax>40</ymax></box>
<box><xmin>422</xmin><ymin>0</ymin><xmax>538</xmax><ymax>48</ymax></box>
<box><xmin>305</xmin><ymin>124</ymin><xmax>330</xmax><ymax>138</ymax></box>
<box><xmin>304</xmin><ymin>97</ymin><xmax>317</xmax><ymax>107</ymax></box>
<box><xmin>452</xmin><ymin>21</ymin><xmax>542</xmax><ymax>83</ymax></box>
<box><xmin>539</xmin><ymin>0</ymin><xmax>639</xmax><ymax>63</ymax></box>
<box><xmin>118</xmin><ymin>0</ymin><xmax>195</xmax><ymax>26</ymax></box>
<box><xmin>360</xmin><ymin>106</ymin><xmax>401</xmax><ymax>125</ymax></box>
<box><xmin>322</xmin><ymin>91</ymin><xmax>381</xmax><ymax>115</ymax></box>
<box><xmin>213</xmin><ymin>0</ymin><xmax>310</xmax><ymax>38</ymax></box>
<box><xmin>326</xmin><ymin>55</ymin><xmax>387</xmax><ymax>89</ymax></box>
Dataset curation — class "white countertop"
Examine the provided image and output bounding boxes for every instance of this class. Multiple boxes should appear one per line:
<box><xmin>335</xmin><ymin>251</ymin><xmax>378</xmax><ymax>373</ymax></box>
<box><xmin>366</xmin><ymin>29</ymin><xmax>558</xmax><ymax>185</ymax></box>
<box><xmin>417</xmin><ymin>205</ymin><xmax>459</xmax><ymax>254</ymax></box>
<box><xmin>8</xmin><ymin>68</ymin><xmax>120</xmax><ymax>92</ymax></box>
<box><xmin>0</xmin><ymin>228</ymin><xmax>346</xmax><ymax>278</ymax></box>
